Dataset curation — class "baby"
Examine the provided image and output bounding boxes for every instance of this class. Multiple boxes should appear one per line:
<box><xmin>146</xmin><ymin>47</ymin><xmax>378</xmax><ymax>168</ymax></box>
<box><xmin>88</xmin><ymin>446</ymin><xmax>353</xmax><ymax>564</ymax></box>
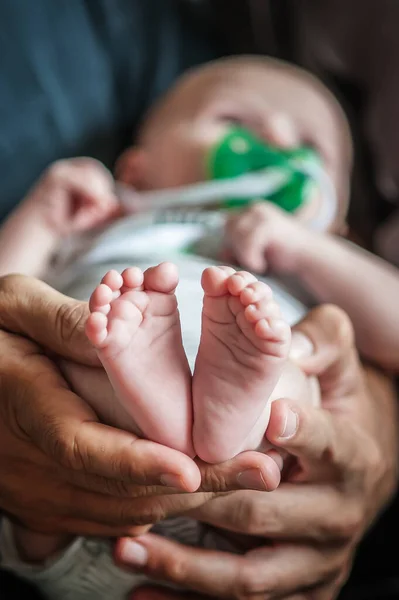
<box><xmin>0</xmin><ymin>56</ymin><xmax>352</xmax><ymax>463</ymax></box>
<box><xmin>2</xmin><ymin>56</ymin><xmax>398</xmax><ymax>600</ymax></box>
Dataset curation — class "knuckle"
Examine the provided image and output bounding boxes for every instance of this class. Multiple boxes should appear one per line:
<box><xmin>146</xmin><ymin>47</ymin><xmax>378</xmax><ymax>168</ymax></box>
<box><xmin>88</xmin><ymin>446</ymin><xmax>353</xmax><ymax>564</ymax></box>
<box><xmin>328</xmin><ymin>506</ymin><xmax>363</xmax><ymax>541</ymax></box>
<box><xmin>0</xmin><ymin>275</ymin><xmax>24</xmax><ymax>328</ymax></box>
<box><xmin>124</xmin><ymin>497</ymin><xmax>170</xmax><ymax>526</ymax></box>
<box><xmin>48</xmin><ymin>426</ymin><xmax>76</xmax><ymax>469</ymax></box>
<box><xmin>236</xmin><ymin>562</ymin><xmax>268</xmax><ymax>599</ymax></box>
<box><xmin>236</xmin><ymin>577</ymin><xmax>256</xmax><ymax>598</ymax></box>
<box><xmin>347</xmin><ymin>433</ymin><xmax>387</xmax><ymax>493</ymax></box>
<box><xmin>52</xmin><ymin>426</ymin><xmax>81</xmax><ymax>469</ymax></box>
<box><xmin>73</xmin><ymin>470</ymin><xmax>130</xmax><ymax>497</ymax></box>
<box><xmin>200</xmin><ymin>465</ymin><xmax>229</xmax><ymax>492</ymax></box>
<box><xmin>54</xmin><ymin>301</ymin><xmax>89</xmax><ymax>347</ymax></box>
<box><xmin>46</xmin><ymin>423</ymin><xmax>89</xmax><ymax>474</ymax></box>
<box><xmin>162</xmin><ymin>553</ymin><xmax>189</xmax><ymax>584</ymax></box>
<box><xmin>118</xmin><ymin>439</ymin><xmax>153</xmax><ymax>485</ymax></box>
<box><xmin>104</xmin><ymin>478</ymin><xmax>138</xmax><ymax>499</ymax></box>
<box><xmin>0</xmin><ymin>273</ymin><xmax>23</xmax><ymax>296</ymax></box>
<box><xmin>117</xmin><ymin>501</ymin><xmax>144</xmax><ymax>527</ymax></box>
<box><xmin>107</xmin><ymin>498</ymin><xmax>166</xmax><ymax>528</ymax></box>
<box><xmin>229</xmin><ymin>495</ymin><xmax>267</xmax><ymax>536</ymax></box>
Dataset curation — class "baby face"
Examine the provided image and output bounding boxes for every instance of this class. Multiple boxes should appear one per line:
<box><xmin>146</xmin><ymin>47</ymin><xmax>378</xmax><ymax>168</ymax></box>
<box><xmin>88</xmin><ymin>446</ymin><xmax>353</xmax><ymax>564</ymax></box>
<box><xmin>123</xmin><ymin>57</ymin><xmax>352</xmax><ymax>232</ymax></box>
<box><xmin>138</xmin><ymin>65</ymin><xmax>291</xmax><ymax>189</ymax></box>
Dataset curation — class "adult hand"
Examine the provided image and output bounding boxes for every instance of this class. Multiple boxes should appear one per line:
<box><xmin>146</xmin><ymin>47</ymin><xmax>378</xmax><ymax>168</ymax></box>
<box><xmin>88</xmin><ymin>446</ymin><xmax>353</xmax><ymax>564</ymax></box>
<box><xmin>0</xmin><ymin>275</ymin><xmax>282</xmax><ymax>537</ymax></box>
<box><xmin>117</xmin><ymin>305</ymin><xmax>399</xmax><ymax>599</ymax></box>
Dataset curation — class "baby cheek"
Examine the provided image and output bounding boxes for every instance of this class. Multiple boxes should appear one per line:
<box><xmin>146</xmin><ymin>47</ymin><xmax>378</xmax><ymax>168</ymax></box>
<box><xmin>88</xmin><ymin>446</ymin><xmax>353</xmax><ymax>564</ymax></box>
<box><xmin>148</xmin><ymin>123</ymin><xmax>225</xmax><ymax>188</ymax></box>
<box><xmin>155</xmin><ymin>145</ymin><xmax>205</xmax><ymax>187</ymax></box>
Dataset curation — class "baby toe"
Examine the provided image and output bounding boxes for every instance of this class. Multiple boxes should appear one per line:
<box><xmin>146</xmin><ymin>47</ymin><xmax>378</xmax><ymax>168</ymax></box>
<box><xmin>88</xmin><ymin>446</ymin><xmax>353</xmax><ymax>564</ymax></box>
<box><xmin>227</xmin><ymin>271</ymin><xmax>258</xmax><ymax>296</ymax></box>
<box><xmin>240</xmin><ymin>281</ymin><xmax>273</xmax><ymax>306</ymax></box>
<box><xmin>121</xmin><ymin>267</ymin><xmax>144</xmax><ymax>291</ymax></box>
<box><xmin>245</xmin><ymin>298</ymin><xmax>281</xmax><ymax>323</ymax></box>
<box><xmin>201</xmin><ymin>266</ymin><xmax>234</xmax><ymax>296</ymax></box>
<box><xmin>101</xmin><ymin>269</ymin><xmax>124</xmax><ymax>291</ymax></box>
<box><xmin>89</xmin><ymin>283</ymin><xmax>113</xmax><ymax>314</ymax></box>
<box><xmin>85</xmin><ymin>312</ymin><xmax>108</xmax><ymax>347</ymax></box>
<box><xmin>255</xmin><ymin>317</ymin><xmax>291</xmax><ymax>345</ymax></box>
<box><xmin>143</xmin><ymin>262</ymin><xmax>179</xmax><ymax>294</ymax></box>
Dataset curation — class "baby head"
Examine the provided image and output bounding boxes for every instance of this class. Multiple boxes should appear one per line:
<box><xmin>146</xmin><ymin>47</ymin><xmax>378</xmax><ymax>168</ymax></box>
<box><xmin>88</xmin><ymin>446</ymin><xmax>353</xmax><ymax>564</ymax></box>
<box><xmin>116</xmin><ymin>56</ymin><xmax>352</xmax><ymax>232</ymax></box>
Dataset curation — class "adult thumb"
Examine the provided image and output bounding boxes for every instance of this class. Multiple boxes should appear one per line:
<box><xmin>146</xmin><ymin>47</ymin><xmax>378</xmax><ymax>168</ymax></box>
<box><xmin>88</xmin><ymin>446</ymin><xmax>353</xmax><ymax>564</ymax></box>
<box><xmin>289</xmin><ymin>304</ymin><xmax>355</xmax><ymax>378</ymax></box>
<box><xmin>0</xmin><ymin>274</ymin><xmax>97</xmax><ymax>364</ymax></box>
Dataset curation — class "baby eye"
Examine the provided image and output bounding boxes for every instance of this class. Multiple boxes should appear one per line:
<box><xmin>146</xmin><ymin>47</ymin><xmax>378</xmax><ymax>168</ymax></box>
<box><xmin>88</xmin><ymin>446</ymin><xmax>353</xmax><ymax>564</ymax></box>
<box><xmin>218</xmin><ymin>114</ymin><xmax>245</xmax><ymax>126</ymax></box>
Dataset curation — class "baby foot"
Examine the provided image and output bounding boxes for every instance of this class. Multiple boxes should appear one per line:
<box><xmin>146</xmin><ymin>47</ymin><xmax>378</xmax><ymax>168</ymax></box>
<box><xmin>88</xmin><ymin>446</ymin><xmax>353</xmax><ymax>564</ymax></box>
<box><xmin>193</xmin><ymin>266</ymin><xmax>291</xmax><ymax>463</ymax></box>
<box><xmin>85</xmin><ymin>262</ymin><xmax>194</xmax><ymax>456</ymax></box>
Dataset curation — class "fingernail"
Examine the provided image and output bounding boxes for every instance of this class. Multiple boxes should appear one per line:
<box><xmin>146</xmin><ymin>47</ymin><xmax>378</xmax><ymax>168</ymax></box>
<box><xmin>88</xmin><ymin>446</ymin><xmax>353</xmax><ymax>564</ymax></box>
<box><xmin>160</xmin><ymin>474</ymin><xmax>184</xmax><ymax>489</ymax></box>
<box><xmin>120</xmin><ymin>541</ymin><xmax>148</xmax><ymax>566</ymax></box>
<box><xmin>237</xmin><ymin>469</ymin><xmax>269</xmax><ymax>491</ymax></box>
<box><xmin>279</xmin><ymin>408</ymin><xmax>298</xmax><ymax>439</ymax></box>
<box><xmin>289</xmin><ymin>332</ymin><xmax>314</xmax><ymax>361</ymax></box>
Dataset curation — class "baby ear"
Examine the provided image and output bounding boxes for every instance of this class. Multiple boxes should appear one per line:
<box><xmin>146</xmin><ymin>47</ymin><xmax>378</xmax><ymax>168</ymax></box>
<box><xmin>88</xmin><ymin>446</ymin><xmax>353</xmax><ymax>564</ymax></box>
<box><xmin>114</xmin><ymin>147</ymin><xmax>148</xmax><ymax>189</ymax></box>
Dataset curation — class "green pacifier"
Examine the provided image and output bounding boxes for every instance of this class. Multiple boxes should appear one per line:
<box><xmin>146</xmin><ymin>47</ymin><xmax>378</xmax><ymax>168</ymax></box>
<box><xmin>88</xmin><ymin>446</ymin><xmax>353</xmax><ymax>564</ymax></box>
<box><xmin>206</xmin><ymin>126</ymin><xmax>321</xmax><ymax>212</ymax></box>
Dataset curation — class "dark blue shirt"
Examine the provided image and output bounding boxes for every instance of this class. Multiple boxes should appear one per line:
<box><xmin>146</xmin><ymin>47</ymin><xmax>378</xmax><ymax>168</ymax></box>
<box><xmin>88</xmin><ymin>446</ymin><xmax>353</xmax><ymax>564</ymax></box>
<box><xmin>0</xmin><ymin>0</ymin><xmax>219</xmax><ymax>222</ymax></box>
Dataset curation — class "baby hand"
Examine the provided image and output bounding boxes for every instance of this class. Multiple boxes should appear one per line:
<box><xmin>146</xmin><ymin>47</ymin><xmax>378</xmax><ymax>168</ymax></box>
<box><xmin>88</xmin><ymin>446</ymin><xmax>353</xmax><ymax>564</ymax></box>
<box><xmin>225</xmin><ymin>202</ymin><xmax>311</xmax><ymax>275</ymax></box>
<box><xmin>31</xmin><ymin>158</ymin><xmax>119</xmax><ymax>237</ymax></box>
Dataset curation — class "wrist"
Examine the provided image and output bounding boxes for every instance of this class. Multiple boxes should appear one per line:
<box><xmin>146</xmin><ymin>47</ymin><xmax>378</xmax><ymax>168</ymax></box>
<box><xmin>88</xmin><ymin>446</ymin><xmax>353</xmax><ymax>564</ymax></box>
<box><xmin>17</xmin><ymin>195</ymin><xmax>58</xmax><ymax>239</ymax></box>
<box><xmin>292</xmin><ymin>230</ymin><xmax>324</xmax><ymax>278</ymax></box>
<box><xmin>22</xmin><ymin>197</ymin><xmax>62</xmax><ymax>262</ymax></box>
<box><xmin>270</xmin><ymin>226</ymin><xmax>318</xmax><ymax>276</ymax></box>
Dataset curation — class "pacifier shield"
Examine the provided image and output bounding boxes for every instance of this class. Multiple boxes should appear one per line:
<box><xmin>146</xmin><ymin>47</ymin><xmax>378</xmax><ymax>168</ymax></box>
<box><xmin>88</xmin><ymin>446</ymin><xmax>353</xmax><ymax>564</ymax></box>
<box><xmin>206</xmin><ymin>126</ymin><xmax>319</xmax><ymax>212</ymax></box>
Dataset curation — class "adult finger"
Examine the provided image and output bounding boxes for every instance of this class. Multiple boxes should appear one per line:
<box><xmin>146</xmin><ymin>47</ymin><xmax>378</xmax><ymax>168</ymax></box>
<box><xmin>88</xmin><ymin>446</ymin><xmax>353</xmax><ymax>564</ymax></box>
<box><xmin>0</xmin><ymin>274</ymin><xmax>97</xmax><ymax>364</ymax></box>
<box><xmin>198</xmin><ymin>450</ymin><xmax>282</xmax><ymax>493</ymax></box>
<box><xmin>190</xmin><ymin>486</ymin><xmax>361</xmax><ymax>543</ymax></box>
<box><xmin>21</xmin><ymin>359</ymin><xmax>280</xmax><ymax>494</ymax></box>
<box><xmin>116</xmin><ymin>534</ymin><xmax>244</xmax><ymax>598</ymax></box>
<box><xmin>4</xmin><ymin>330</ymin><xmax>281</xmax><ymax>496</ymax></box>
<box><xmin>14</xmin><ymin>500</ymin><xmax>155</xmax><ymax>538</ymax></box>
<box><xmin>9</xmin><ymin>351</ymin><xmax>201</xmax><ymax>492</ymax></box>
<box><xmin>51</xmin><ymin>490</ymin><xmax>212</xmax><ymax>532</ymax></box>
<box><xmin>289</xmin><ymin>304</ymin><xmax>356</xmax><ymax>381</ymax></box>
<box><xmin>9</xmin><ymin>510</ymin><xmax>154</xmax><ymax>538</ymax></box>
<box><xmin>69</xmin><ymin>447</ymin><xmax>282</xmax><ymax>497</ymax></box>
<box><xmin>116</xmin><ymin>535</ymin><xmax>342</xmax><ymax>599</ymax></box>
<box><xmin>40</xmin><ymin>415</ymin><xmax>201</xmax><ymax>493</ymax></box>
<box><xmin>266</xmin><ymin>398</ymin><xmax>379</xmax><ymax>483</ymax></box>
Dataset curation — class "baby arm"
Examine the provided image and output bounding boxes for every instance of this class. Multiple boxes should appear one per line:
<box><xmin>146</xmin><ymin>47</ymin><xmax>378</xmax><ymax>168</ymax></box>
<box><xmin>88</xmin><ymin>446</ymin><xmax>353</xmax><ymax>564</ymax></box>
<box><xmin>227</xmin><ymin>203</ymin><xmax>399</xmax><ymax>372</ymax></box>
<box><xmin>0</xmin><ymin>158</ymin><xmax>118</xmax><ymax>277</ymax></box>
